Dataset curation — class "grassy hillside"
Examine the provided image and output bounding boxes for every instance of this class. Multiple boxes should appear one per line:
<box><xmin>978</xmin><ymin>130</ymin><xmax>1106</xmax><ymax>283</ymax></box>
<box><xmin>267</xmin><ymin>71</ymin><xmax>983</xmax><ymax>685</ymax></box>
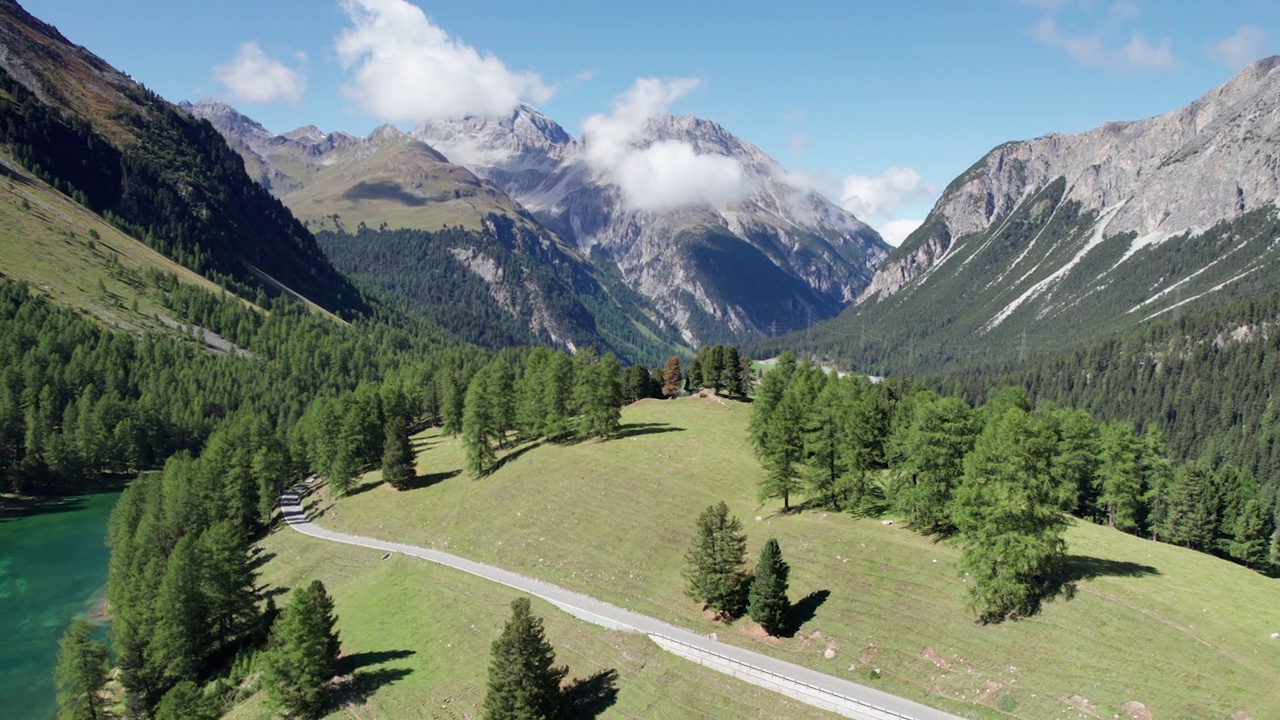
<box><xmin>282</xmin><ymin>138</ymin><xmax>534</xmax><ymax>235</ymax></box>
<box><xmin>227</xmin><ymin>524</ymin><xmax>839</xmax><ymax>719</ymax></box>
<box><xmin>312</xmin><ymin>398</ymin><xmax>1280</xmax><ymax>720</ymax></box>
<box><xmin>0</xmin><ymin>153</ymin><xmax>240</xmax><ymax>329</ymax></box>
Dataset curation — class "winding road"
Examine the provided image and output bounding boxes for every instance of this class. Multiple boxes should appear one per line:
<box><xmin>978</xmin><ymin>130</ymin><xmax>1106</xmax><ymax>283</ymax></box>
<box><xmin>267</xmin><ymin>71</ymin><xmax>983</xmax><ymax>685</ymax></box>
<box><xmin>281</xmin><ymin>485</ymin><xmax>965</xmax><ymax>720</ymax></box>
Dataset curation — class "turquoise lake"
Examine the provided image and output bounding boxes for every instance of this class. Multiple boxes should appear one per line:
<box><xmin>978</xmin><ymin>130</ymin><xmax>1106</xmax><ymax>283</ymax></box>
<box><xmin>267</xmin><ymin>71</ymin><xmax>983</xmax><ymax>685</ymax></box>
<box><xmin>0</xmin><ymin>490</ymin><xmax>120</xmax><ymax>720</ymax></box>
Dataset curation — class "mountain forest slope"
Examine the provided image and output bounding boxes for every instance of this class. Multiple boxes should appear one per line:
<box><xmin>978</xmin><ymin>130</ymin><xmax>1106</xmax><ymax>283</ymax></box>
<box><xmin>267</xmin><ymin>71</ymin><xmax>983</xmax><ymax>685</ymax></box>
<box><xmin>0</xmin><ymin>0</ymin><xmax>365</xmax><ymax>317</ymax></box>
<box><xmin>788</xmin><ymin>57</ymin><xmax>1280</xmax><ymax>374</ymax></box>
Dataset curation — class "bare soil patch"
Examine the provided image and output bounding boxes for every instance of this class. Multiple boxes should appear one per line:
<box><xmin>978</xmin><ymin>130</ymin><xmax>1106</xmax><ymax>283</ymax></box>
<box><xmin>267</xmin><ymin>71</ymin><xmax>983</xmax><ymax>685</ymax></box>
<box><xmin>1064</xmin><ymin>695</ymin><xmax>1098</xmax><ymax>716</ymax></box>
<box><xmin>1121</xmin><ymin>700</ymin><xmax>1153</xmax><ymax>720</ymax></box>
<box><xmin>919</xmin><ymin>646</ymin><xmax>952</xmax><ymax>671</ymax></box>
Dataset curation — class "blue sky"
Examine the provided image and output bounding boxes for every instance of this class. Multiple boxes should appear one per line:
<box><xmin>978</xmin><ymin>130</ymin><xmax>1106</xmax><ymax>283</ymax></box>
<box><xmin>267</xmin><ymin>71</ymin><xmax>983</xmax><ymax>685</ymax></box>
<box><xmin>23</xmin><ymin>0</ymin><xmax>1280</xmax><ymax>243</ymax></box>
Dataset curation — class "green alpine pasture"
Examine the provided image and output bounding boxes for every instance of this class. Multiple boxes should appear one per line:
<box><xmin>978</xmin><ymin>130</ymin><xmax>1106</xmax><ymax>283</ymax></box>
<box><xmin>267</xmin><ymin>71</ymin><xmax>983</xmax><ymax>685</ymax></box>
<box><xmin>311</xmin><ymin>397</ymin><xmax>1280</xmax><ymax>720</ymax></box>
<box><xmin>227</xmin><ymin>522</ymin><xmax>838</xmax><ymax>719</ymax></box>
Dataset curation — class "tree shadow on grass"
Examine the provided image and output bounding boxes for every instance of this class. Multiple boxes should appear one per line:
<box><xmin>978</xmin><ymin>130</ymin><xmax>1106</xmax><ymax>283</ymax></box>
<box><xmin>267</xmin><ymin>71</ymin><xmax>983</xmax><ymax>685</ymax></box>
<box><xmin>339</xmin><ymin>649</ymin><xmax>416</xmax><ymax>674</ymax></box>
<box><xmin>562</xmin><ymin>668</ymin><xmax>619</xmax><ymax>719</ymax></box>
<box><xmin>784</xmin><ymin>590</ymin><xmax>830</xmax><ymax>637</ymax></box>
<box><xmin>1050</xmin><ymin>555</ymin><xmax>1160</xmax><ymax>602</ymax></box>
<box><xmin>247</xmin><ymin>551</ymin><xmax>276</xmax><ymax>571</ymax></box>
<box><xmin>403</xmin><ymin>469</ymin><xmax>460</xmax><ymax>491</ymax></box>
<box><xmin>488</xmin><ymin>441</ymin><xmax>543</xmax><ymax>474</ymax></box>
<box><xmin>338</xmin><ymin>666</ymin><xmax>415</xmax><ymax>706</ymax></box>
<box><xmin>615</xmin><ymin>422</ymin><xmax>684</xmax><ymax>440</ymax></box>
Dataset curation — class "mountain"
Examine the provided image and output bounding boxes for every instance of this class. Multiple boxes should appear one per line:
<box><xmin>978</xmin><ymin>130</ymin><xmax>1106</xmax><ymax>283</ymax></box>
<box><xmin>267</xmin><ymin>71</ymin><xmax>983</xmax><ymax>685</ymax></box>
<box><xmin>186</xmin><ymin>101</ymin><xmax>691</xmax><ymax>363</ymax></box>
<box><xmin>0</xmin><ymin>0</ymin><xmax>367</xmax><ymax>318</ymax></box>
<box><xmin>414</xmin><ymin>107</ymin><xmax>891</xmax><ymax>345</ymax></box>
<box><xmin>181</xmin><ymin>99</ymin><xmax>538</xmax><ymax>235</ymax></box>
<box><xmin>788</xmin><ymin>57</ymin><xmax>1280</xmax><ymax>373</ymax></box>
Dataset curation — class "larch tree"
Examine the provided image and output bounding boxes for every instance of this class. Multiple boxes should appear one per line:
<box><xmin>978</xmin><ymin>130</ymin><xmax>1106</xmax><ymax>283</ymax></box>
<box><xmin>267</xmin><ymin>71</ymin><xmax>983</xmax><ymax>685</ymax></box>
<box><xmin>1096</xmin><ymin>421</ymin><xmax>1144</xmax><ymax>531</ymax></box>
<box><xmin>1230</xmin><ymin>499</ymin><xmax>1271</xmax><ymax>570</ymax></box>
<box><xmin>264</xmin><ymin>580</ymin><xmax>340</xmax><ymax>719</ymax></box>
<box><xmin>154</xmin><ymin>681</ymin><xmax>219</xmax><ymax>720</ymax></box>
<box><xmin>463</xmin><ymin>364</ymin><xmax>501</xmax><ymax>475</ymax></box>
<box><xmin>54</xmin><ymin>619</ymin><xmax>110</xmax><ymax>720</ymax></box>
<box><xmin>483</xmin><ymin>597</ymin><xmax>567</xmax><ymax>720</ymax></box>
<box><xmin>747</xmin><ymin>538</ymin><xmax>791</xmax><ymax>635</ymax></box>
<box><xmin>1159</xmin><ymin>462</ymin><xmax>1221</xmax><ymax>551</ymax></box>
<box><xmin>149</xmin><ymin>533</ymin><xmax>206</xmax><ymax>683</ymax></box>
<box><xmin>952</xmin><ymin>408</ymin><xmax>1066</xmax><ymax>624</ymax></box>
<box><xmin>661</xmin><ymin>355</ymin><xmax>682</xmax><ymax>398</ymax></box>
<box><xmin>381</xmin><ymin>416</ymin><xmax>414</xmax><ymax>490</ymax></box>
<box><xmin>682</xmin><ymin>501</ymin><xmax>749</xmax><ymax>616</ymax></box>
<box><xmin>891</xmin><ymin>395</ymin><xmax>976</xmax><ymax>534</ymax></box>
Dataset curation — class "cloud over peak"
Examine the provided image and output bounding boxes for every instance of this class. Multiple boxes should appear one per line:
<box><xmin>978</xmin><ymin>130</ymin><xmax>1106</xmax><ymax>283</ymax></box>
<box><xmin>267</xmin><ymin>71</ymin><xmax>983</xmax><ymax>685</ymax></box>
<box><xmin>213</xmin><ymin>42</ymin><xmax>306</xmax><ymax>106</ymax></box>
<box><xmin>581</xmin><ymin>78</ymin><xmax>747</xmax><ymax>212</ymax></box>
<box><xmin>336</xmin><ymin>0</ymin><xmax>554</xmax><ymax>122</ymax></box>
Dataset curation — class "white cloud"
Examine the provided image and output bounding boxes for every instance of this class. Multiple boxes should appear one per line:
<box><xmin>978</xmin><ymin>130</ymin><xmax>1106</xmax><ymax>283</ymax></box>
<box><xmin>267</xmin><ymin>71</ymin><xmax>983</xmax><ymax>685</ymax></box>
<box><xmin>787</xmin><ymin>133</ymin><xmax>809</xmax><ymax>154</ymax></box>
<box><xmin>879</xmin><ymin>219</ymin><xmax>924</xmax><ymax>247</ymax></box>
<box><xmin>580</xmin><ymin>78</ymin><xmax>747</xmax><ymax>212</ymax></box>
<box><xmin>575</xmin><ymin>69</ymin><xmax>596</xmax><ymax>82</ymax></box>
<box><xmin>1032</xmin><ymin>17</ymin><xmax>1175</xmax><ymax>70</ymax></box>
<box><xmin>335</xmin><ymin>0</ymin><xmax>554</xmax><ymax>122</ymax></box>
<box><xmin>839</xmin><ymin>167</ymin><xmax>938</xmax><ymax>226</ymax></box>
<box><xmin>213</xmin><ymin>42</ymin><xmax>306</xmax><ymax>105</ymax></box>
<box><xmin>1207</xmin><ymin>26</ymin><xmax>1270</xmax><ymax>72</ymax></box>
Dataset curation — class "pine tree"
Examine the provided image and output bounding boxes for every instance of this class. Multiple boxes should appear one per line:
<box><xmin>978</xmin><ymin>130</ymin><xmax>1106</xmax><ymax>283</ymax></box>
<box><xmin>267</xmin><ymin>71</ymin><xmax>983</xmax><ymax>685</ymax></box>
<box><xmin>891</xmin><ymin>395</ymin><xmax>975</xmax><ymax>534</ymax></box>
<box><xmin>381</xmin><ymin>416</ymin><xmax>414</xmax><ymax>489</ymax></box>
<box><xmin>1096</xmin><ymin>422</ymin><xmax>1144</xmax><ymax>531</ymax></box>
<box><xmin>264</xmin><ymin>580</ymin><xmax>340</xmax><ymax>719</ymax></box>
<box><xmin>748</xmin><ymin>538</ymin><xmax>790</xmax><ymax>635</ymax></box>
<box><xmin>195</xmin><ymin>520</ymin><xmax>259</xmax><ymax>658</ymax></box>
<box><xmin>1229</xmin><ymin>499</ymin><xmax>1270</xmax><ymax>570</ymax></box>
<box><xmin>1160</xmin><ymin>462</ymin><xmax>1221</xmax><ymax>551</ymax></box>
<box><xmin>463</xmin><ymin>364</ymin><xmax>500</xmax><ymax>474</ymax></box>
<box><xmin>661</xmin><ymin>355</ymin><xmax>682</xmax><ymax>398</ymax></box>
<box><xmin>483</xmin><ymin>597</ymin><xmax>566</xmax><ymax>720</ymax></box>
<box><xmin>441</xmin><ymin>376</ymin><xmax>465</xmax><ymax>437</ymax></box>
<box><xmin>149</xmin><ymin>533</ymin><xmax>206</xmax><ymax>682</ymax></box>
<box><xmin>721</xmin><ymin>345</ymin><xmax>744</xmax><ymax>398</ymax></box>
<box><xmin>682</xmin><ymin>501</ymin><xmax>748</xmax><ymax>616</ymax></box>
<box><xmin>759</xmin><ymin>387</ymin><xmax>804</xmax><ymax>511</ymax></box>
<box><xmin>154</xmin><ymin>681</ymin><xmax>219</xmax><ymax>720</ymax></box>
<box><xmin>952</xmin><ymin>408</ymin><xmax>1066</xmax><ymax>623</ymax></box>
<box><xmin>54</xmin><ymin>619</ymin><xmax>109</xmax><ymax>720</ymax></box>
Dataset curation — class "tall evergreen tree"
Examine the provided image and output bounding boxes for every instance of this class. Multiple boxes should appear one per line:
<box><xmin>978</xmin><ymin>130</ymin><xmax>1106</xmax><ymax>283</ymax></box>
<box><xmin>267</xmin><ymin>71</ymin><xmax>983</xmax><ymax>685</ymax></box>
<box><xmin>759</xmin><ymin>387</ymin><xmax>805</xmax><ymax>511</ymax></box>
<box><xmin>952</xmin><ymin>408</ymin><xmax>1066</xmax><ymax>623</ymax></box>
<box><xmin>682</xmin><ymin>501</ymin><xmax>749</xmax><ymax>616</ymax></box>
<box><xmin>747</xmin><ymin>538</ymin><xmax>790</xmax><ymax>635</ymax></box>
<box><xmin>195</xmin><ymin>520</ymin><xmax>259</xmax><ymax>659</ymax></box>
<box><xmin>149</xmin><ymin>533</ymin><xmax>206</xmax><ymax>683</ymax></box>
<box><xmin>1096</xmin><ymin>421</ymin><xmax>1144</xmax><ymax>531</ymax></box>
<box><xmin>463</xmin><ymin>364</ymin><xmax>501</xmax><ymax>475</ymax></box>
<box><xmin>721</xmin><ymin>345</ymin><xmax>744</xmax><ymax>398</ymax></box>
<box><xmin>381</xmin><ymin>416</ymin><xmax>414</xmax><ymax>489</ymax></box>
<box><xmin>1160</xmin><ymin>462</ymin><xmax>1221</xmax><ymax>551</ymax></box>
<box><xmin>54</xmin><ymin>619</ymin><xmax>109</xmax><ymax>720</ymax></box>
<box><xmin>264</xmin><ymin>580</ymin><xmax>340</xmax><ymax>719</ymax></box>
<box><xmin>890</xmin><ymin>395</ymin><xmax>975</xmax><ymax>534</ymax></box>
<box><xmin>661</xmin><ymin>355</ymin><xmax>682</xmax><ymax>398</ymax></box>
<box><xmin>1230</xmin><ymin>500</ymin><xmax>1271</xmax><ymax>570</ymax></box>
<box><xmin>441</xmin><ymin>376</ymin><xmax>465</xmax><ymax>437</ymax></box>
<box><xmin>483</xmin><ymin>597</ymin><xmax>567</xmax><ymax>720</ymax></box>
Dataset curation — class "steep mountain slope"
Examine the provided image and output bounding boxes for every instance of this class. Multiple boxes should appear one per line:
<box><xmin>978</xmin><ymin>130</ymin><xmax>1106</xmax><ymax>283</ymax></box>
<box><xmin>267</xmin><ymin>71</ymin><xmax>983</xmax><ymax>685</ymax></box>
<box><xmin>795</xmin><ymin>57</ymin><xmax>1280</xmax><ymax>373</ymax></box>
<box><xmin>190</xmin><ymin>100</ymin><xmax>691</xmax><ymax>363</ymax></box>
<box><xmin>0</xmin><ymin>0</ymin><xmax>366</xmax><ymax>317</ymax></box>
<box><xmin>416</xmin><ymin>108</ymin><xmax>891</xmax><ymax>344</ymax></box>
<box><xmin>181</xmin><ymin>99</ymin><xmax>535</xmax><ymax>234</ymax></box>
